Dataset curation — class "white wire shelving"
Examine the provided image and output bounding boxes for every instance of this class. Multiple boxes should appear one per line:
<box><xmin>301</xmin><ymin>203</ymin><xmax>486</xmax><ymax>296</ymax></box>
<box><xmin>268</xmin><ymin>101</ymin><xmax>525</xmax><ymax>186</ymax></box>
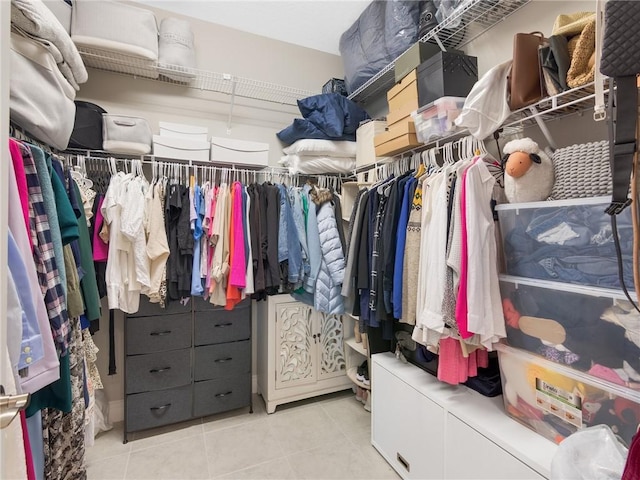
<box><xmin>77</xmin><ymin>46</ymin><xmax>318</xmax><ymax>108</ymax></box>
<box><xmin>347</xmin><ymin>0</ymin><xmax>532</xmax><ymax>105</ymax></box>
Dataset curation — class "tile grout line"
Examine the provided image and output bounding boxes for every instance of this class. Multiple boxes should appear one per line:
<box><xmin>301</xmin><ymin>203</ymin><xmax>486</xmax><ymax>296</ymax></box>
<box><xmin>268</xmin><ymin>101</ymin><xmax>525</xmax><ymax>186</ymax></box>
<box><xmin>122</xmin><ymin>449</ymin><xmax>131</xmax><ymax>480</ymax></box>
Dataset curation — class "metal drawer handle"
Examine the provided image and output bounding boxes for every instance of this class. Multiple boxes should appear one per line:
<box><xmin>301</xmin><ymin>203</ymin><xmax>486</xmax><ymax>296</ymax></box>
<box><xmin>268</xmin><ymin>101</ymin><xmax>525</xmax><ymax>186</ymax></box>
<box><xmin>150</xmin><ymin>403</ymin><xmax>171</xmax><ymax>412</ymax></box>
<box><xmin>214</xmin><ymin>323</ymin><xmax>233</xmax><ymax>328</ymax></box>
<box><xmin>214</xmin><ymin>357</ymin><xmax>233</xmax><ymax>363</ymax></box>
<box><xmin>150</xmin><ymin>330</ymin><xmax>172</xmax><ymax>336</ymax></box>
<box><xmin>149</xmin><ymin>367</ymin><xmax>172</xmax><ymax>374</ymax></box>
<box><xmin>214</xmin><ymin>391</ymin><xmax>233</xmax><ymax>398</ymax></box>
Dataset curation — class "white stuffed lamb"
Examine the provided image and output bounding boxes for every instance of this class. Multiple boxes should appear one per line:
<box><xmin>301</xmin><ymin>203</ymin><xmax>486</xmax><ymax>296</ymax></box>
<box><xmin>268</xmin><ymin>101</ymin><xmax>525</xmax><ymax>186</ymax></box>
<box><xmin>502</xmin><ymin>138</ymin><xmax>554</xmax><ymax>203</ymax></box>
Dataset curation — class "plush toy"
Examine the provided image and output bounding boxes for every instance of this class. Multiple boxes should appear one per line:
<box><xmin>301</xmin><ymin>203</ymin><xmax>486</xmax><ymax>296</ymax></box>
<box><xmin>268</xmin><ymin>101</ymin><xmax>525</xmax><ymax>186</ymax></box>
<box><xmin>502</xmin><ymin>138</ymin><xmax>554</xmax><ymax>203</ymax></box>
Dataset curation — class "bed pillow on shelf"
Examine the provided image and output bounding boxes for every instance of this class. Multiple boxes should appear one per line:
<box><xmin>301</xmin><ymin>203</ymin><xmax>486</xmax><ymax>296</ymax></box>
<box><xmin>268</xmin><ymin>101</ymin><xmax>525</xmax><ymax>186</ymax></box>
<box><xmin>280</xmin><ymin>154</ymin><xmax>356</xmax><ymax>175</ymax></box>
<box><xmin>283</xmin><ymin>139</ymin><xmax>357</xmax><ymax>157</ymax></box>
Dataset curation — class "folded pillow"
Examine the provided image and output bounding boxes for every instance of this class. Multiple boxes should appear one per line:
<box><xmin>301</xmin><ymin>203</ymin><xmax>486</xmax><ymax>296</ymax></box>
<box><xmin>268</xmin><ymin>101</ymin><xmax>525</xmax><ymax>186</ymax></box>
<box><xmin>283</xmin><ymin>139</ymin><xmax>357</xmax><ymax>157</ymax></box>
<box><xmin>280</xmin><ymin>154</ymin><xmax>356</xmax><ymax>175</ymax></box>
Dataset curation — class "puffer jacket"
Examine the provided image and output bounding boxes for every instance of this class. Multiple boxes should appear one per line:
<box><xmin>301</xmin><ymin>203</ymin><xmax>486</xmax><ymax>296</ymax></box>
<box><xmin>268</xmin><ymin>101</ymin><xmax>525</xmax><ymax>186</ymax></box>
<box><xmin>314</xmin><ymin>193</ymin><xmax>345</xmax><ymax>314</ymax></box>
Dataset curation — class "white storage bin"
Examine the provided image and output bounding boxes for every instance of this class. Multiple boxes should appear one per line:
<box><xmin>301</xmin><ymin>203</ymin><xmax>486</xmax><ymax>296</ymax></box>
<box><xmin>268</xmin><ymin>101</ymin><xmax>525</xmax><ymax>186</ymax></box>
<box><xmin>356</xmin><ymin>120</ymin><xmax>387</xmax><ymax>169</ymax></box>
<box><xmin>43</xmin><ymin>0</ymin><xmax>71</xmax><ymax>34</ymax></box>
<box><xmin>153</xmin><ymin>135</ymin><xmax>210</xmax><ymax>162</ymax></box>
<box><xmin>500</xmin><ymin>275</ymin><xmax>640</xmax><ymax>384</ymax></box>
<box><xmin>102</xmin><ymin>114</ymin><xmax>152</xmax><ymax>155</ymax></box>
<box><xmin>71</xmin><ymin>0</ymin><xmax>159</xmax><ymax>78</ymax></box>
<box><xmin>210</xmin><ymin>137</ymin><xmax>269</xmax><ymax>167</ymax></box>
<box><xmin>411</xmin><ymin>96</ymin><xmax>465</xmax><ymax>143</ymax></box>
<box><xmin>159</xmin><ymin>122</ymin><xmax>208</xmax><ymax>142</ymax></box>
<box><xmin>496</xmin><ymin>343</ymin><xmax>640</xmax><ymax>448</ymax></box>
<box><xmin>496</xmin><ymin>196</ymin><xmax>634</xmax><ymax>291</ymax></box>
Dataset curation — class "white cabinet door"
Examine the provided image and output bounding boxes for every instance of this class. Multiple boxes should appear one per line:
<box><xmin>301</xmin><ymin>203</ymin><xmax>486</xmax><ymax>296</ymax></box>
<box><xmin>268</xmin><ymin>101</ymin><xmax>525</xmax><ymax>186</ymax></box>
<box><xmin>445</xmin><ymin>414</ymin><xmax>545</xmax><ymax>480</ymax></box>
<box><xmin>317</xmin><ymin>313</ymin><xmax>347</xmax><ymax>381</ymax></box>
<box><xmin>372</xmin><ymin>363</ymin><xmax>445</xmax><ymax>480</ymax></box>
<box><xmin>274</xmin><ymin>301</ymin><xmax>316</xmax><ymax>390</ymax></box>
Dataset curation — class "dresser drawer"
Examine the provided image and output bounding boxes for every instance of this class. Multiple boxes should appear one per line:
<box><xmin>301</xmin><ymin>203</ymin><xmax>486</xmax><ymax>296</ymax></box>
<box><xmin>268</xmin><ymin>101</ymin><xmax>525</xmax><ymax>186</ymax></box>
<box><xmin>128</xmin><ymin>297</ymin><xmax>192</xmax><ymax>317</ymax></box>
<box><xmin>193</xmin><ymin>296</ymin><xmax>250</xmax><ymax>312</ymax></box>
<box><xmin>126</xmin><ymin>313</ymin><xmax>192</xmax><ymax>355</ymax></box>
<box><xmin>193</xmin><ymin>374</ymin><xmax>251</xmax><ymax>417</ymax></box>
<box><xmin>194</xmin><ymin>305</ymin><xmax>250</xmax><ymax>345</ymax></box>
<box><xmin>126</xmin><ymin>349</ymin><xmax>191</xmax><ymax>394</ymax></box>
<box><xmin>126</xmin><ymin>385</ymin><xmax>192</xmax><ymax>432</ymax></box>
<box><xmin>194</xmin><ymin>340</ymin><xmax>251</xmax><ymax>381</ymax></box>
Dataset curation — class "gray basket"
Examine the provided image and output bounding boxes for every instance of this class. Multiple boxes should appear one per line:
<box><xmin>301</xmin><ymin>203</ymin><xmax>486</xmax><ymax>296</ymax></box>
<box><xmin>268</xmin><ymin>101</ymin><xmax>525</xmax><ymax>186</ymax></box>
<box><xmin>548</xmin><ymin>140</ymin><xmax>612</xmax><ymax>200</ymax></box>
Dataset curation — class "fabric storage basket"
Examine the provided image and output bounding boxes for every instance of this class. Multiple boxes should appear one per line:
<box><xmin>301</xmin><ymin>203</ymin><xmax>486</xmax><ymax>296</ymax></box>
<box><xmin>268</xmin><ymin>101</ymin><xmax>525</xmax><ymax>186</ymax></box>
<box><xmin>210</xmin><ymin>137</ymin><xmax>269</xmax><ymax>167</ymax></box>
<box><xmin>496</xmin><ymin>196</ymin><xmax>634</xmax><ymax>291</ymax></box>
<box><xmin>153</xmin><ymin>135</ymin><xmax>210</xmax><ymax>162</ymax></box>
<box><xmin>159</xmin><ymin>122</ymin><xmax>208</xmax><ymax>142</ymax></box>
<box><xmin>9</xmin><ymin>32</ymin><xmax>76</xmax><ymax>151</ymax></box>
<box><xmin>500</xmin><ymin>274</ymin><xmax>640</xmax><ymax>385</ymax></box>
<box><xmin>356</xmin><ymin>120</ymin><xmax>387</xmax><ymax>168</ymax></box>
<box><xmin>102</xmin><ymin>114</ymin><xmax>152</xmax><ymax>155</ymax></box>
<box><xmin>158</xmin><ymin>17</ymin><xmax>196</xmax><ymax>83</ymax></box>
<box><xmin>496</xmin><ymin>343</ymin><xmax>640</xmax><ymax>448</ymax></box>
<box><xmin>71</xmin><ymin>0</ymin><xmax>159</xmax><ymax>79</ymax></box>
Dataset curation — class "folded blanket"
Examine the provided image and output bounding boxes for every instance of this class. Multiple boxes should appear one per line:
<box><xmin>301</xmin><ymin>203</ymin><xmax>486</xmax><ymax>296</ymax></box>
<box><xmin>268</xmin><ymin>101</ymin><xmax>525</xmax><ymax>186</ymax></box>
<box><xmin>11</xmin><ymin>0</ymin><xmax>87</xmax><ymax>87</ymax></box>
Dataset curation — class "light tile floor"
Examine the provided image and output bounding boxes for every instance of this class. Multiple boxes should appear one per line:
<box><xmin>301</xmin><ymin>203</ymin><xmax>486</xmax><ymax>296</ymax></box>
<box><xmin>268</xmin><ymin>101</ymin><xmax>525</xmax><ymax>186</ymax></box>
<box><xmin>86</xmin><ymin>390</ymin><xmax>400</xmax><ymax>480</ymax></box>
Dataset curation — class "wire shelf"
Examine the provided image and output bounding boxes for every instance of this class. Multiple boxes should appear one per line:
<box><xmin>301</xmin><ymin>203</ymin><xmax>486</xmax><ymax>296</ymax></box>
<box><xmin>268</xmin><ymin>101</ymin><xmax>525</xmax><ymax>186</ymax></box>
<box><xmin>77</xmin><ymin>46</ymin><xmax>318</xmax><ymax>107</ymax></box>
<box><xmin>347</xmin><ymin>0</ymin><xmax>531</xmax><ymax>104</ymax></box>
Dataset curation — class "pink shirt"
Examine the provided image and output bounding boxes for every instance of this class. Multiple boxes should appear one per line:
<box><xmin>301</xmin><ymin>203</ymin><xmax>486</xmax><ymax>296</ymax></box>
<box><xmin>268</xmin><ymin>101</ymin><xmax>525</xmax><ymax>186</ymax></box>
<box><xmin>9</xmin><ymin>139</ymin><xmax>31</xmax><ymax>245</ymax></box>
<box><xmin>92</xmin><ymin>196</ymin><xmax>109</xmax><ymax>262</ymax></box>
<box><xmin>228</xmin><ymin>182</ymin><xmax>246</xmax><ymax>289</ymax></box>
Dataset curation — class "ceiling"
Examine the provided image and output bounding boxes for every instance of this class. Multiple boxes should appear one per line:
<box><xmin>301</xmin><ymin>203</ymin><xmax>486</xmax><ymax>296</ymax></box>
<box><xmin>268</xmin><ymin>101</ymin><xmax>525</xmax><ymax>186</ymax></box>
<box><xmin>132</xmin><ymin>1</ymin><xmax>370</xmax><ymax>55</ymax></box>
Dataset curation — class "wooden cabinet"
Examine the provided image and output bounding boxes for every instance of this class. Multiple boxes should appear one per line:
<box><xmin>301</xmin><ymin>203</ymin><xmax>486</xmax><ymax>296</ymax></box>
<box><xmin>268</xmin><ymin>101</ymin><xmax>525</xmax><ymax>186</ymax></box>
<box><xmin>256</xmin><ymin>294</ymin><xmax>352</xmax><ymax>413</ymax></box>
<box><xmin>124</xmin><ymin>297</ymin><xmax>252</xmax><ymax>442</ymax></box>
<box><xmin>372</xmin><ymin>353</ymin><xmax>557</xmax><ymax>480</ymax></box>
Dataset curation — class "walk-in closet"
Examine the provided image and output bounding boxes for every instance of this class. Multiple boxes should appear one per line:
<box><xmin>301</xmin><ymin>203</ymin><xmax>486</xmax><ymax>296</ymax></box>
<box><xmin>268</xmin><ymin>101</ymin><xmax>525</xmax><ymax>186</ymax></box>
<box><xmin>2</xmin><ymin>0</ymin><xmax>640</xmax><ymax>479</ymax></box>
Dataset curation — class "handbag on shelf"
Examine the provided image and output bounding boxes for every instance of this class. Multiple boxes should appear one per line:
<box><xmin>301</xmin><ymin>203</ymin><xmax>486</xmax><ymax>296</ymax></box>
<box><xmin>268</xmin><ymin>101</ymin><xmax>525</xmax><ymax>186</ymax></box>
<box><xmin>102</xmin><ymin>114</ymin><xmax>152</xmax><ymax>155</ymax></box>
<box><xmin>68</xmin><ymin>101</ymin><xmax>107</xmax><ymax>150</ymax></box>
<box><xmin>508</xmin><ymin>31</ymin><xmax>547</xmax><ymax>111</ymax></box>
<box><xmin>548</xmin><ymin>140</ymin><xmax>612</xmax><ymax>200</ymax></box>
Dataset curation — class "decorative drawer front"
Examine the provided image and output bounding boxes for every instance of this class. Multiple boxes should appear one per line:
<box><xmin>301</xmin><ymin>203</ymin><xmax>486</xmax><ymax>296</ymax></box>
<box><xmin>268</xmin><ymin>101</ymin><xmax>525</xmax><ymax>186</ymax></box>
<box><xmin>126</xmin><ymin>385</ymin><xmax>192</xmax><ymax>432</ymax></box>
<box><xmin>126</xmin><ymin>313</ymin><xmax>192</xmax><ymax>355</ymax></box>
<box><xmin>126</xmin><ymin>349</ymin><xmax>191</xmax><ymax>394</ymax></box>
<box><xmin>194</xmin><ymin>305</ymin><xmax>250</xmax><ymax>346</ymax></box>
<box><xmin>194</xmin><ymin>340</ymin><xmax>251</xmax><ymax>381</ymax></box>
<box><xmin>193</xmin><ymin>374</ymin><xmax>251</xmax><ymax>418</ymax></box>
<box><xmin>128</xmin><ymin>297</ymin><xmax>192</xmax><ymax>317</ymax></box>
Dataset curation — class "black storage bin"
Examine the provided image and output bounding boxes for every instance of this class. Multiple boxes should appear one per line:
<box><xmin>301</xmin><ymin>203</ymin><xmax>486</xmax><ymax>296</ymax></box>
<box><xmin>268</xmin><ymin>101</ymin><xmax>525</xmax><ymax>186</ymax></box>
<box><xmin>68</xmin><ymin>101</ymin><xmax>107</xmax><ymax>150</ymax></box>
<box><xmin>416</xmin><ymin>50</ymin><xmax>478</xmax><ymax>106</ymax></box>
<box><xmin>322</xmin><ymin>78</ymin><xmax>348</xmax><ymax>96</ymax></box>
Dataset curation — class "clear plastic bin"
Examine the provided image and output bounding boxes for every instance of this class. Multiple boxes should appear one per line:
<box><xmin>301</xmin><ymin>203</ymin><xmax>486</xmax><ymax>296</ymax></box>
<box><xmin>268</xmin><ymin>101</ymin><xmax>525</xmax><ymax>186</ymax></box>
<box><xmin>499</xmin><ymin>275</ymin><xmax>640</xmax><ymax>384</ymax></box>
<box><xmin>411</xmin><ymin>96</ymin><xmax>465</xmax><ymax>143</ymax></box>
<box><xmin>496</xmin><ymin>343</ymin><xmax>640</xmax><ymax>447</ymax></box>
<box><xmin>495</xmin><ymin>197</ymin><xmax>634</xmax><ymax>291</ymax></box>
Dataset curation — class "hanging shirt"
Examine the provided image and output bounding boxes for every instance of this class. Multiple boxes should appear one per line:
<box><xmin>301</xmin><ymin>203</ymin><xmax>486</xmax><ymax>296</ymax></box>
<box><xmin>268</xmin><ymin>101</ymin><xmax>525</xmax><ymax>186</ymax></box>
<box><xmin>191</xmin><ymin>184</ymin><xmax>204</xmax><ymax>296</ymax></box>
<box><xmin>146</xmin><ymin>181</ymin><xmax>170</xmax><ymax>302</ymax></box>
<box><xmin>243</xmin><ymin>186</ymin><xmax>255</xmax><ymax>297</ymax></box>
<box><xmin>210</xmin><ymin>183</ymin><xmax>230</xmax><ymax>306</ymax></box>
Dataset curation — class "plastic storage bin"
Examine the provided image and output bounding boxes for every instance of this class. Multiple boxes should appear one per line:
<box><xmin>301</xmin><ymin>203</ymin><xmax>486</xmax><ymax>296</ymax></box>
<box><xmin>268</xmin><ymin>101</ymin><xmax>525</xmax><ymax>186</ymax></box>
<box><xmin>159</xmin><ymin>122</ymin><xmax>208</xmax><ymax>142</ymax></box>
<box><xmin>153</xmin><ymin>135</ymin><xmax>210</xmax><ymax>162</ymax></box>
<box><xmin>496</xmin><ymin>196</ymin><xmax>634</xmax><ymax>291</ymax></box>
<box><xmin>411</xmin><ymin>96</ymin><xmax>465</xmax><ymax>143</ymax></box>
<box><xmin>496</xmin><ymin>343</ymin><xmax>640</xmax><ymax>447</ymax></box>
<box><xmin>499</xmin><ymin>275</ymin><xmax>640</xmax><ymax>384</ymax></box>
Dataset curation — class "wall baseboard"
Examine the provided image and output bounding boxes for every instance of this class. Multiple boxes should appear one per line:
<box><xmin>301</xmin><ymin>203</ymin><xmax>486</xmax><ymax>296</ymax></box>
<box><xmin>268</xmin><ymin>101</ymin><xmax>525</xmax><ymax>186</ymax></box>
<box><xmin>108</xmin><ymin>377</ymin><xmax>258</xmax><ymax>425</ymax></box>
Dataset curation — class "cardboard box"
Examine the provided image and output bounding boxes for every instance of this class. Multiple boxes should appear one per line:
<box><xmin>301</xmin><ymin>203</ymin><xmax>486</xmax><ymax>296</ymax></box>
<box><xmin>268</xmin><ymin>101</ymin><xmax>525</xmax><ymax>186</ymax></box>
<box><xmin>153</xmin><ymin>135</ymin><xmax>210</xmax><ymax>162</ymax></box>
<box><xmin>387</xmin><ymin>69</ymin><xmax>417</xmax><ymax>101</ymax></box>
<box><xmin>394</xmin><ymin>41</ymin><xmax>441</xmax><ymax>84</ymax></box>
<box><xmin>374</xmin><ymin>121</ymin><xmax>420</xmax><ymax>157</ymax></box>
<box><xmin>387</xmin><ymin>108</ymin><xmax>417</xmax><ymax>128</ymax></box>
<box><xmin>210</xmin><ymin>137</ymin><xmax>269</xmax><ymax>166</ymax></box>
<box><xmin>356</xmin><ymin>120</ymin><xmax>387</xmax><ymax>169</ymax></box>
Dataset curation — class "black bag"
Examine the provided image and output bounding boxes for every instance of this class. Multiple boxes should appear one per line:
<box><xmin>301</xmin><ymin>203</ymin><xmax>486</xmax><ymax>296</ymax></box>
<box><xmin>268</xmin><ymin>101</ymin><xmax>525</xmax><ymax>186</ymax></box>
<box><xmin>600</xmin><ymin>0</ymin><xmax>640</xmax><ymax>215</ymax></box>
<box><xmin>68</xmin><ymin>101</ymin><xmax>107</xmax><ymax>150</ymax></box>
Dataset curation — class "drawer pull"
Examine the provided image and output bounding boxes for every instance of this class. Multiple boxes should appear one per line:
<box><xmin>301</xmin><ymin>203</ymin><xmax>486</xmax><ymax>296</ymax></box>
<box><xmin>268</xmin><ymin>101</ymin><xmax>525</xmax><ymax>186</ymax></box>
<box><xmin>150</xmin><ymin>403</ymin><xmax>171</xmax><ymax>412</ymax></box>
<box><xmin>215</xmin><ymin>391</ymin><xmax>233</xmax><ymax>398</ymax></box>
<box><xmin>149</xmin><ymin>367</ymin><xmax>172</xmax><ymax>374</ymax></box>
<box><xmin>214</xmin><ymin>322</ymin><xmax>233</xmax><ymax>328</ymax></box>
<box><xmin>150</xmin><ymin>330</ymin><xmax>172</xmax><ymax>336</ymax></box>
<box><xmin>214</xmin><ymin>357</ymin><xmax>233</xmax><ymax>363</ymax></box>
<box><xmin>397</xmin><ymin>453</ymin><xmax>410</xmax><ymax>472</ymax></box>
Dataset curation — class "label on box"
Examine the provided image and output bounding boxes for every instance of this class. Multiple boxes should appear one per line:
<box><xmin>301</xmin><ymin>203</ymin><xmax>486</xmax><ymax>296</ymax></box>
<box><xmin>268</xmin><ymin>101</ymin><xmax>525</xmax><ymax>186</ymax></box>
<box><xmin>534</xmin><ymin>378</ymin><xmax>582</xmax><ymax>427</ymax></box>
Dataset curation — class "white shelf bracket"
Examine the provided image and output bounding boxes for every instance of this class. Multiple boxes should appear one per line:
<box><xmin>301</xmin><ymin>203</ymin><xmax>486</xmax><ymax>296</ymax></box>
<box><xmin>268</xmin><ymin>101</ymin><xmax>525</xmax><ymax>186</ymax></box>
<box><xmin>225</xmin><ymin>74</ymin><xmax>237</xmax><ymax>134</ymax></box>
<box><xmin>527</xmin><ymin>106</ymin><xmax>558</xmax><ymax>151</ymax></box>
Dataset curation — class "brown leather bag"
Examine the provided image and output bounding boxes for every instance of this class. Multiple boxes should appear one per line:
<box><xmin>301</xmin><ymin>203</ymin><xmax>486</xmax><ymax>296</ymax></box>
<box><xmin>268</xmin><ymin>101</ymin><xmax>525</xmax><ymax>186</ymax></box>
<box><xmin>508</xmin><ymin>31</ymin><xmax>547</xmax><ymax>111</ymax></box>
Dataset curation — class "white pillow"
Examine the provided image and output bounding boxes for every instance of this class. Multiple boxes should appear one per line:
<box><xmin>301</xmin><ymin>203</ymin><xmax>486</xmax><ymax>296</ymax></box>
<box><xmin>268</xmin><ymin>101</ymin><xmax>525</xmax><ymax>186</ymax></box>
<box><xmin>281</xmin><ymin>154</ymin><xmax>356</xmax><ymax>175</ymax></box>
<box><xmin>283</xmin><ymin>139</ymin><xmax>357</xmax><ymax>157</ymax></box>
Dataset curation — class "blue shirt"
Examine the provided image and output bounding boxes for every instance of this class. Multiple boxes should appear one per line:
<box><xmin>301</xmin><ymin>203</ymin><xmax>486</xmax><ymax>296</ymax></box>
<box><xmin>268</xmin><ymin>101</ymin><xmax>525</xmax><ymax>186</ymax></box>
<box><xmin>393</xmin><ymin>177</ymin><xmax>416</xmax><ymax>319</ymax></box>
<box><xmin>8</xmin><ymin>230</ymin><xmax>45</xmax><ymax>371</ymax></box>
